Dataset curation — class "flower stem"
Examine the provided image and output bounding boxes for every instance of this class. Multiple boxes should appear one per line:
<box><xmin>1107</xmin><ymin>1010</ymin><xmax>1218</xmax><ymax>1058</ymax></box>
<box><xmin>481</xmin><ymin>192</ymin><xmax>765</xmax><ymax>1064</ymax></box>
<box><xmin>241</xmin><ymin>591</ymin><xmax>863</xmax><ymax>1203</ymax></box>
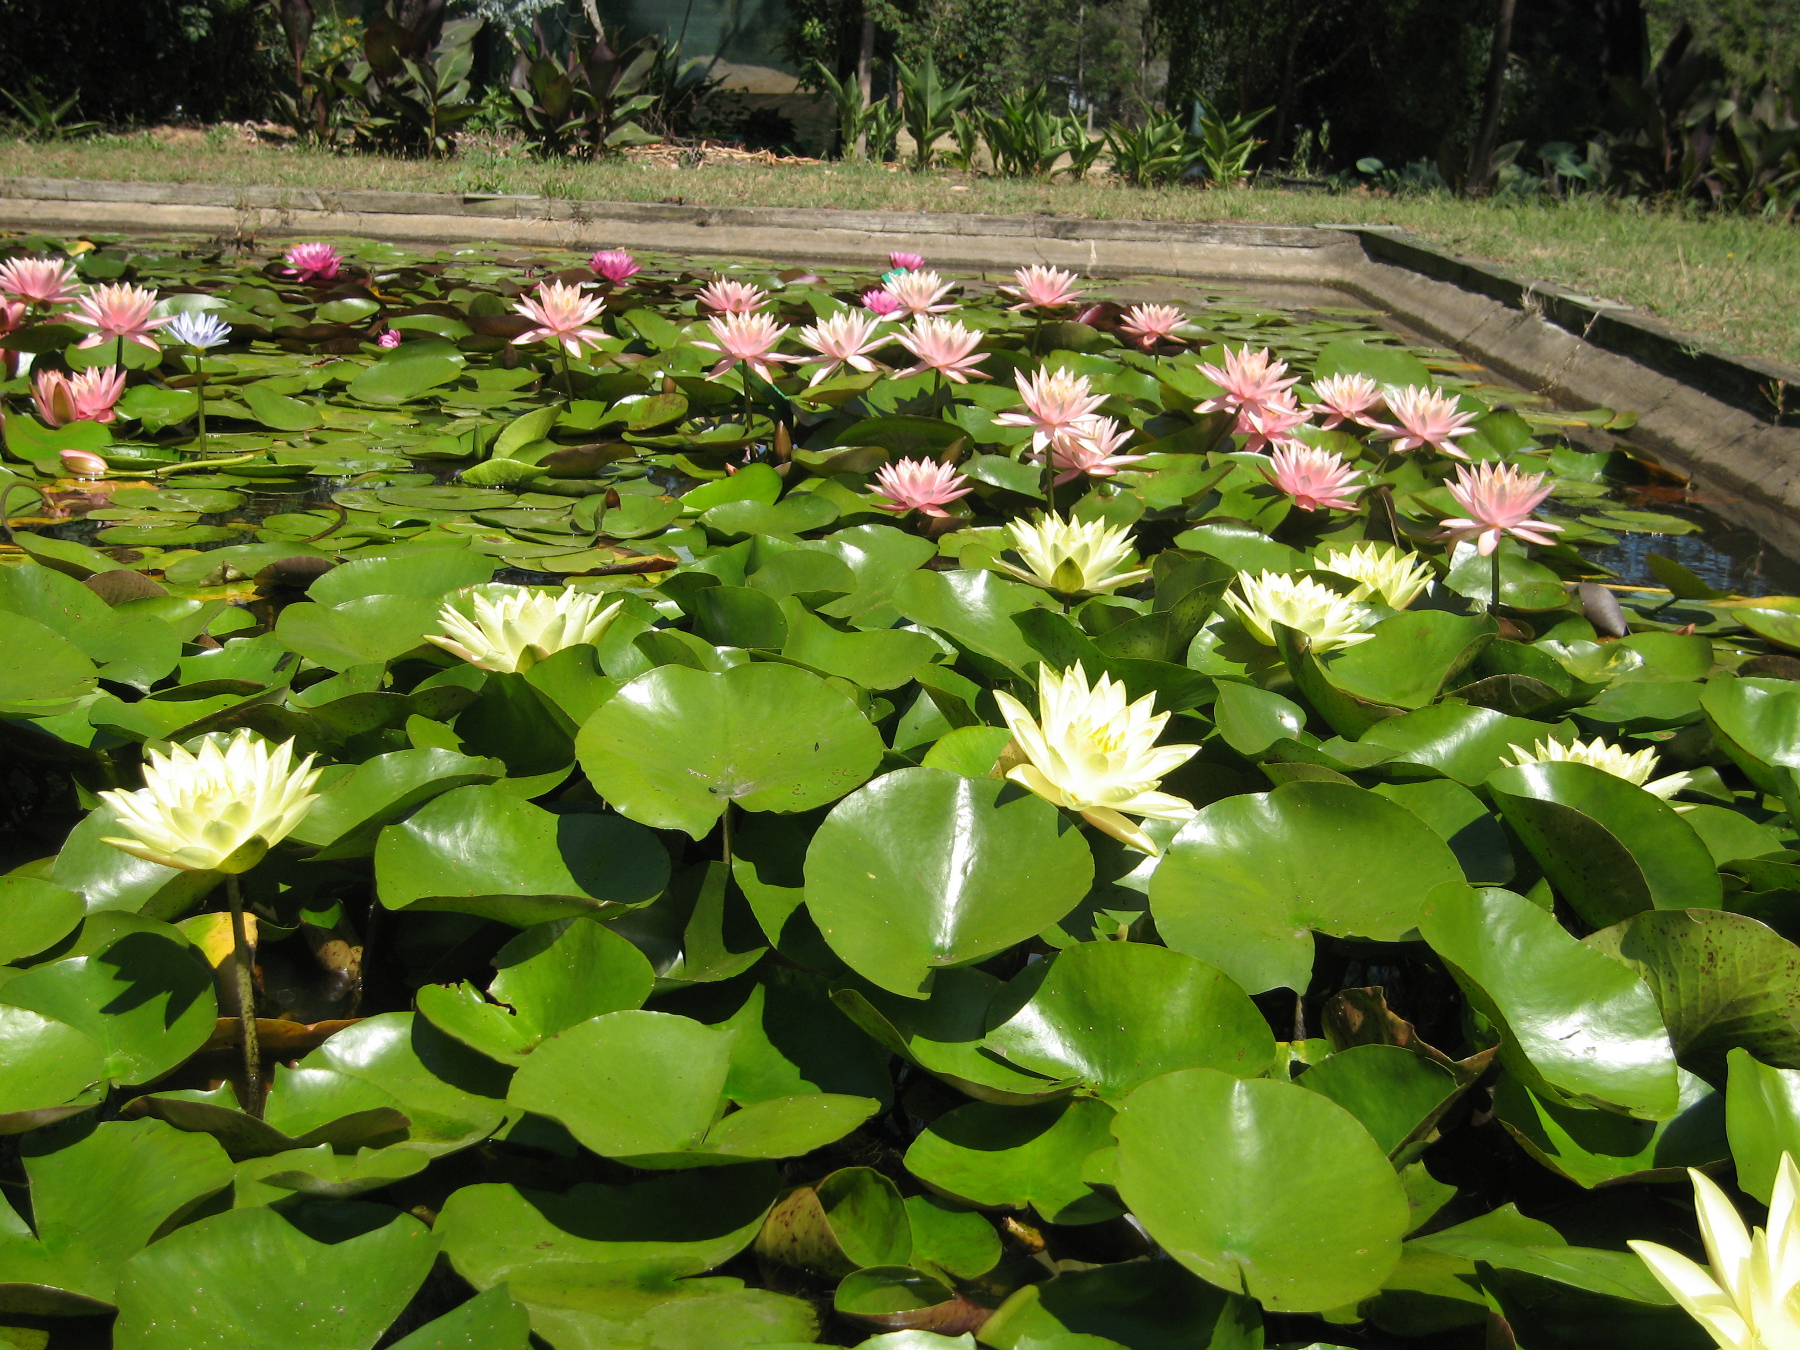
<box><xmin>721</xmin><ymin>800</ymin><xmax>734</xmax><ymax>868</ymax></box>
<box><xmin>740</xmin><ymin>361</ymin><xmax>753</xmax><ymax>431</ymax></box>
<box><xmin>1032</xmin><ymin>312</ymin><xmax>1044</xmax><ymax>356</ymax></box>
<box><xmin>194</xmin><ymin>348</ymin><xmax>208</xmax><ymax>454</ymax></box>
<box><xmin>933</xmin><ymin>368</ymin><xmax>944</xmax><ymax>416</ymax></box>
<box><xmin>1489</xmin><ymin>547</ymin><xmax>1503</xmax><ymax>614</ymax></box>
<box><xmin>559</xmin><ymin>346</ymin><xmax>574</xmax><ymax>402</ymax></box>
<box><xmin>224</xmin><ymin>873</ymin><xmax>263</xmax><ymax>1118</ymax></box>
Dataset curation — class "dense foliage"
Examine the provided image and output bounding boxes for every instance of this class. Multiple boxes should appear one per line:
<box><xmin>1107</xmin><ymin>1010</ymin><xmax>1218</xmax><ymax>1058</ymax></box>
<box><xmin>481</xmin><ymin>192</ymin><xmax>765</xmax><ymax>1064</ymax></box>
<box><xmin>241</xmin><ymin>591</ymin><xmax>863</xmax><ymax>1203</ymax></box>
<box><xmin>4</xmin><ymin>233</ymin><xmax>1800</xmax><ymax>1348</ymax></box>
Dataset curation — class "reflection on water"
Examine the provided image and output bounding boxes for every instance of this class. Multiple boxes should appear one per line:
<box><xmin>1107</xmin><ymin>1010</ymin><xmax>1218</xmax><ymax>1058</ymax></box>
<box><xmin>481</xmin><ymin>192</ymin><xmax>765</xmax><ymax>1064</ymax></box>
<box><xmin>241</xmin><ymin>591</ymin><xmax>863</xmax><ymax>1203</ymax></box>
<box><xmin>1586</xmin><ymin>501</ymin><xmax>1800</xmax><ymax>599</ymax></box>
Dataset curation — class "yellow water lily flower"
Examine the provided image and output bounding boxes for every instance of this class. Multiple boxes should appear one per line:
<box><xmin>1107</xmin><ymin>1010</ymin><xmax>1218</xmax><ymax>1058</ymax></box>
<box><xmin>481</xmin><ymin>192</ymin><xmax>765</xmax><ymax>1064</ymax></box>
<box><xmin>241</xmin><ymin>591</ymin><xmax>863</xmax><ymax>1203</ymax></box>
<box><xmin>427</xmin><ymin>583</ymin><xmax>624</xmax><ymax>673</ymax></box>
<box><xmin>1630</xmin><ymin>1155</ymin><xmax>1800</xmax><ymax>1350</ymax></box>
<box><xmin>1503</xmin><ymin>735</ymin><xmax>1693</xmax><ymax>800</ymax></box>
<box><xmin>1315</xmin><ymin>541</ymin><xmax>1434</xmax><ymax>610</ymax></box>
<box><xmin>1222</xmin><ymin>570</ymin><xmax>1375</xmax><ymax>653</ymax></box>
<box><xmin>994</xmin><ymin>663</ymin><xmax>1200</xmax><ymax>856</ymax></box>
<box><xmin>997</xmin><ymin>512</ymin><xmax>1151</xmax><ymax>595</ymax></box>
<box><xmin>100</xmin><ymin>730</ymin><xmax>321</xmax><ymax>874</ymax></box>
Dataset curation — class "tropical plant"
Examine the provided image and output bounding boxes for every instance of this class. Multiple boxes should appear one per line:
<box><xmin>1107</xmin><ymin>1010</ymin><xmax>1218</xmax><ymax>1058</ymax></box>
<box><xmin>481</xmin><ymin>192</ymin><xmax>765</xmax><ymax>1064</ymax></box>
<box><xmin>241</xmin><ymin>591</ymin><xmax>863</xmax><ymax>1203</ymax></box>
<box><xmin>812</xmin><ymin>59</ymin><xmax>877</xmax><ymax>160</ymax></box>
<box><xmin>0</xmin><ymin>83</ymin><xmax>99</xmax><ymax>140</ymax></box>
<box><xmin>1058</xmin><ymin>115</ymin><xmax>1106</xmax><ymax>179</ymax></box>
<box><xmin>1193</xmin><ymin>103</ymin><xmax>1272</xmax><ymax>185</ymax></box>
<box><xmin>981</xmin><ymin>87</ymin><xmax>1064</xmax><ymax>178</ymax></box>
<box><xmin>505</xmin><ymin>23</ymin><xmax>659</xmax><ymax>159</ymax></box>
<box><xmin>336</xmin><ymin>8</ymin><xmax>486</xmax><ymax>157</ymax></box>
<box><xmin>894</xmin><ymin>52</ymin><xmax>975</xmax><ymax>171</ymax></box>
<box><xmin>2</xmin><ymin>228</ymin><xmax>1799</xmax><ymax>1350</ymax></box>
<box><xmin>1105</xmin><ymin>110</ymin><xmax>1202</xmax><ymax>186</ymax></box>
<box><xmin>639</xmin><ymin>37</ymin><xmax>725</xmax><ymax>141</ymax></box>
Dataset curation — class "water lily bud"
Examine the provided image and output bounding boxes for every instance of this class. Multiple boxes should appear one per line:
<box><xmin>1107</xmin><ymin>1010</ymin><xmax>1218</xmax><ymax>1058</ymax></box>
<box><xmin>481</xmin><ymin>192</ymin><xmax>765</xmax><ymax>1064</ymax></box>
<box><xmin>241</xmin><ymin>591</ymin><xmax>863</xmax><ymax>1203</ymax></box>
<box><xmin>59</xmin><ymin>448</ymin><xmax>108</xmax><ymax>479</ymax></box>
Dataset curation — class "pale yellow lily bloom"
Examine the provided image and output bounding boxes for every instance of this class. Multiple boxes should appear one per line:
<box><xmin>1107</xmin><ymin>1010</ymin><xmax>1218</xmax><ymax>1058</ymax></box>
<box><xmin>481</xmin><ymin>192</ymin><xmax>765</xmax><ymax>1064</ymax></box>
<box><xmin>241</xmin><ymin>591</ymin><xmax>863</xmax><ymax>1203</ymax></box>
<box><xmin>1315</xmin><ymin>541</ymin><xmax>1434</xmax><ymax>611</ymax></box>
<box><xmin>998</xmin><ymin>512</ymin><xmax>1151</xmax><ymax>595</ymax></box>
<box><xmin>100</xmin><ymin>730</ymin><xmax>321</xmax><ymax>874</ymax></box>
<box><xmin>1222</xmin><ymin>570</ymin><xmax>1375</xmax><ymax>653</ymax></box>
<box><xmin>427</xmin><ymin>583</ymin><xmax>624</xmax><ymax>673</ymax></box>
<box><xmin>994</xmin><ymin>663</ymin><xmax>1200</xmax><ymax>856</ymax></box>
<box><xmin>1630</xmin><ymin>1155</ymin><xmax>1800</xmax><ymax>1350</ymax></box>
<box><xmin>1504</xmin><ymin>735</ymin><xmax>1693</xmax><ymax>801</ymax></box>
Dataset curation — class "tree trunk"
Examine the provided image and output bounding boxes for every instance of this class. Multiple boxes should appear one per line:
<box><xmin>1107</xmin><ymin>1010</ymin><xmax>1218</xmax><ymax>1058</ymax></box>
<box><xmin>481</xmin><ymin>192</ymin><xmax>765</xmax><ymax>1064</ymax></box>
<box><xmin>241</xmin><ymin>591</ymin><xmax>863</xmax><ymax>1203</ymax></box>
<box><xmin>1465</xmin><ymin>0</ymin><xmax>1518</xmax><ymax>195</ymax></box>
<box><xmin>855</xmin><ymin>8</ymin><xmax>876</xmax><ymax>157</ymax></box>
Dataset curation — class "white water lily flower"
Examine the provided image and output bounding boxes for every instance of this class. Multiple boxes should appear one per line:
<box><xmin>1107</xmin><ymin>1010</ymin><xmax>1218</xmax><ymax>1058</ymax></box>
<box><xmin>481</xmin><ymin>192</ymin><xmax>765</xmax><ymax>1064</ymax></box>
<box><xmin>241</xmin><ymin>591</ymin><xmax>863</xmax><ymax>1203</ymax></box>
<box><xmin>1503</xmin><ymin>735</ymin><xmax>1693</xmax><ymax>800</ymax></box>
<box><xmin>427</xmin><ymin>584</ymin><xmax>624</xmax><ymax>673</ymax></box>
<box><xmin>1316</xmin><ymin>541</ymin><xmax>1434</xmax><ymax>611</ymax></box>
<box><xmin>994</xmin><ymin>663</ymin><xmax>1200</xmax><ymax>855</ymax></box>
<box><xmin>1630</xmin><ymin>1154</ymin><xmax>1800</xmax><ymax>1350</ymax></box>
<box><xmin>998</xmin><ymin>512</ymin><xmax>1151</xmax><ymax>594</ymax></box>
<box><xmin>100</xmin><ymin>731</ymin><xmax>321</xmax><ymax>874</ymax></box>
<box><xmin>1222</xmin><ymin>570</ymin><xmax>1375</xmax><ymax>653</ymax></box>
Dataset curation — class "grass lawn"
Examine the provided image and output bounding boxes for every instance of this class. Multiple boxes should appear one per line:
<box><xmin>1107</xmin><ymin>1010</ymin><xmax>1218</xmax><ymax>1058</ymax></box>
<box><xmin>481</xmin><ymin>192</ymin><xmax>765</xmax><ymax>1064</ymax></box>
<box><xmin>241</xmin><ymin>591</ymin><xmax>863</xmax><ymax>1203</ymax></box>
<box><xmin>5</xmin><ymin>134</ymin><xmax>1800</xmax><ymax>371</ymax></box>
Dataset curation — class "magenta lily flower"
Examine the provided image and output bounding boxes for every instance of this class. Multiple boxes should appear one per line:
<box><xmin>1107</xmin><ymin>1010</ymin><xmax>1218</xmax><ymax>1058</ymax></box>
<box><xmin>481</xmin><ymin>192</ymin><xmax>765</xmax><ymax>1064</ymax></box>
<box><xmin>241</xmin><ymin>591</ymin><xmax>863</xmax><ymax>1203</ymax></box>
<box><xmin>1262</xmin><ymin>444</ymin><xmax>1363</xmax><ymax>511</ymax></box>
<box><xmin>1049</xmin><ymin>417</ymin><xmax>1147</xmax><ymax>484</ymax></box>
<box><xmin>697</xmin><ymin>278</ymin><xmax>767</xmax><ymax>314</ymax></box>
<box><xmin>888</xmin><ymin>251</ymin><xmax>926</xmax><ymax>272</ymax></box>
<box><xmin>894</xmin><ymin>317</ymin><xmax>988</xmax><ymax>383</ymax></box>
<box><xmin>1236</xmin><ymin>393</ymin><xmax>1311</xmax><ymax>453</ymax></box>
<box><xmin>995</xmin><ymin>367</ymin><xmax>1108</xmax><ymax>456</ymax></box>
<box><xmin>1000</xmin><ymin>264</ymin><xmax>1084</xmax><ymax>313</ymax></box>
<box><xmin>0</xmin><ymin>257</ymin><xmax>81</xmax><ymax>307</ymax></box>
<box><xmin>694</xmin><ymin>312</ymin><xmax>796</xmax><ymax>381</ymax></box>
<box><xmin>1373</xmin><ymin>385</ymin><xmax>1480</xmax><ymax>457</ymax></box>
<box><xmin>873</xmin><ymin>458</ymin><xmax>972</xmax><ymax>517</ymax></box>
<box><xmin>883</xmin><ymin>270</ymin><xmax>956</xmax><ymax>317</ymax></box>
<box><xmin>512</xmin><ymin>281</ymin><xmax>607</xmax><ymax>357</ymax></box>
<box><xmin>796</xmin><ymin>310</ymin><xmax>889</xmax><ymax>385</ymax></box>
<box><xmin>862</xmin><ymin>288</ymin><xmax>903</xmax><ymax>317</ymax></box>
<box><xmin>34</xmin><ymin>367</ymin><xmax>125</xmax><ymax>427</ymax></box>
<box><xmin>1196</xmin><ymin>345</ymin><xmax>1300</xmax><ymax>416</ymax></box>
<box><xmin>1439</xmin><ymin>461</ymin><xmax>1566</xmax><ymax>555</ymax></box>
<box><xmin>283</xmin><ymin>242</ymin><xmax>343</xmax><ymax>284</ymax></box>
<box><xmin>1306</xmin><ymin>373</ymin><xmax>1384</xmax><ymax>430</ymax></box>
<box><xmin>1120</xmin><ymin>303</ymin><xmax>1187</xmax><ymax>350</ymax></box>
<box><xmin>377</xmin><ymin>330</ymin><xmax>402</xmax><ymax>349</ymax></box>
<box><xmin>590</xmin><ymin>249</ymin><xmax>641</xmax><ymax>284</ymax></box>
<box><xmin>68</xmin><ymin>283</ymin><xmax>171</xmax><ymax>351</ymax></box>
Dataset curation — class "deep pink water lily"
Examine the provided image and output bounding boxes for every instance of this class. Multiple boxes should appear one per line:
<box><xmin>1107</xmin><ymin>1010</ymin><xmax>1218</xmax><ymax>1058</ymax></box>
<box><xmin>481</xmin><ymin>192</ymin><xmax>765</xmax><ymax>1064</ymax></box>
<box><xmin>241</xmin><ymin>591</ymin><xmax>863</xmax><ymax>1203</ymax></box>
<box><xmin>0</xmin><ymin>257</ymin><xmax>80</xmax><ymax>307</ymax></box>
<box><xmin>862</xmin><ymin>288</ymin><xmax>903</xmax><ymax>316</ymax></box>
<box><xmin>697</xmin><ymin>278</ymin><xmax>767</xmax><ymax>314</ymax></box>
<box><xmin>995</xmin><ymin>367</ymin><xmax>1108</xmax><ymax>456</ymax></box>
<box><xmin>283</xmin><ymin>242</ymin><xmax>342</xmax><ymax>283</ymax></box>
<box><xmin>1001</xmin><ymin>264</ymin><xmax>1084</xmax><ymax>312</ymax></box>
<box><xmin>873</xmin><ymin>458</ymin><xmax>972</xmax><ymax>517</ymax></box>
<box><xmin>694</xmin><ymin>312</ymin><xmax>795</xmax><ymax>381</ymax></box>
<box><xmin>888</xmin><ymin>251</ymin><xmax>926</xmax><ymax>271</ymax></box>
<box><xmin>511</xmin><ymin>281</ymin><xmax>607</xmax><ymax>356</ymax></box>
<box><xmin>1373</xmin><ymin>385</ymin><xmax>1480</xmax><ymax>457</ymax></box>
<box><xmin>796</xmin><ymin>310</ymin><xmax>889</xmax><ymax>384</ymax></box>
<box><xmin>377</xmin><ymin>330</ymin><xmax>402</xmax><ymax>349</ymax></box>
<box><xmin>894</xmin><ymin>317</ymin><xmax>988</xmax><ymax>383</ymax></box>
<box><xmin>34</xmin><ymin>367</ymin><xmax>125</xmax><ymax>426</ymax></box>
<box><xmin>1440</xmin><ymin>461</ymin><xmax>1566</xmax><ymax>555</ymax></box>
<box><xmin>1049</xmin><ymin>417</ymin><xmax>1146</xmax><ymax>484</ymax></box>
<box><xmin>68</xmin><ymin>283</ymin><xmax>171</xmax><ymax>350</ymax></box>
<box><xmin>590</xmin><ymin>250</ymin><xmax>641</xmax><ymax>284</ymax></box>
<box><xmin>1262</xmin><ymin>444</ymin><xmax>1363</xmax><ymax>511</ymax></box>
<box><xmin>883</xmin><ymin>270</ymin><xmax>956</xmax><ymax>317</ymax></box>
<box><xmin>1120</xmin><ymin>303</ymin><xmax>1187</xmax><ymax>350</ymax></box>
<box><xmin>1196</xmin><ymin>345</ymin><xmax>1299</xmax><ymax>416</ymax></box>
<box><xmin>1306</xmin><ymin>373</ymin><xmax>1385</xmax><ymax>429</ymax></box>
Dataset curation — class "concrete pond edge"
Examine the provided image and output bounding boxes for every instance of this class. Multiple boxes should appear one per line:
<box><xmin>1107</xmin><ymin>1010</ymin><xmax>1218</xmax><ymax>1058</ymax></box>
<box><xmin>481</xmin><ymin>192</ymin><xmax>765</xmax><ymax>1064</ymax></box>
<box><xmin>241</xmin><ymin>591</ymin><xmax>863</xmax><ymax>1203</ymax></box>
<box><xmin>4</xmin><ymin>175</ymin><xmax>1799</xmax><ymax>555</ymax></box>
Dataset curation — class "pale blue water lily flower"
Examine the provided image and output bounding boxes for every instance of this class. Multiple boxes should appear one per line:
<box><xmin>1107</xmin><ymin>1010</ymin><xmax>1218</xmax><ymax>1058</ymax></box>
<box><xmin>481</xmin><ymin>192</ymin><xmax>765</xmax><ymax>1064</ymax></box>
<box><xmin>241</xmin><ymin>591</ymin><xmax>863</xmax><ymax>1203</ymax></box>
<box><xmin>164</xmin><ymin>310</ymin><xmax>232</xmax><ymax>350</ymax></box>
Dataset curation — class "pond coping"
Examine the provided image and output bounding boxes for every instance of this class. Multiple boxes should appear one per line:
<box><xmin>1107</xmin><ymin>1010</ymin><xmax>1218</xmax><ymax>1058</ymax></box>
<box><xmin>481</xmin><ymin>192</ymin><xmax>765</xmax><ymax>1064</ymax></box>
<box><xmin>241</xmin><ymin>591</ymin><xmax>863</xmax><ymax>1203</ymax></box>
<box><xmin>3</xmin><ymin>175</ymin><xmax>1799</xmax><ymax>555</ymax></box>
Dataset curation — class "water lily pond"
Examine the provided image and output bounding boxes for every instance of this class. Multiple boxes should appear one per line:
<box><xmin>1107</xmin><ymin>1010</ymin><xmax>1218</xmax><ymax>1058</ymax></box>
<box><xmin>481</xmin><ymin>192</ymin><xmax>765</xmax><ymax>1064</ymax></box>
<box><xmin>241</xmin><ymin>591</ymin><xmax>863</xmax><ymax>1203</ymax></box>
<box><xmin>6</xmin><ymin>232</ymin><xmax>1800</xmax><ymax>1349</ymax></box>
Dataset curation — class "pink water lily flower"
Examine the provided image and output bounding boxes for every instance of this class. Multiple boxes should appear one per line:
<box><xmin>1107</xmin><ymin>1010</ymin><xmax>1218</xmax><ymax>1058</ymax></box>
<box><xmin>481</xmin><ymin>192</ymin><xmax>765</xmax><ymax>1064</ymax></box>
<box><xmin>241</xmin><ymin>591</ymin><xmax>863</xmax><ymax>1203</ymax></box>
<box><xmin>883</xmin><ymin>269</ymin><xmax>956</xmax><ymax>316</ymax></box>
<box><xmin>862</xmin><ymin>288</ymin><xmax>903</xmax><ymax>317</ymax></box>
<box><xmin>695</xmin><ymin>312</ymin><xmax>796</xmax><ymax>381</ymax></box>
<box><xmin>283</xmin><ymin>242</ymin><xmax>342</xmax><ymax>284</ymax></box>
<box><xmin>590</xmin><ymin>249</ymin><xmax>641</xmax><ymax>284</ymax></box>
<box><xmin>995</xmin><ymin>367</ymin><xmax>1108</xmax><ymax>456</ymax></box>
<box><xmin>1120</xmin><ymin>303</ymin><xmax>1187</xmax><ymax>350</ymax></box>
<box><xmin>0</xmin><ymin>299</ymin><xmax>21</xmax><ymax>377</ymax></box>
<box><xmin>697</xmin><ymin>278</ymin><xmax>767</xmax><ymax>314</ymax></box>
<box><xmin>796</xmin><ymin>310</ymin><xmax>889</xmax><ymax>385</ymax></box>
<box><xmin>1237</xmin><ymin>392</ymin><xmax>1311</xmax><ymax>454</ymax></box>
<box><xmin>1049</xmin><ymin>417</ymin><xmax>1147</xmax><ymax>484</ymax></box>
<box><xmin>377</xmin><ymin>330</ymin><xmax>402</xmax><ymax>349</ymax></box>
<box><xmin>59</xmin><ymin>449</ymin><xmax>109</xmax><ymax>479</ymax></box>
<box><xmin>1306</xmin><ymin>373</ymin><xmax>1385</xmax><ymax>429</ymax></box>
<box><xmin>888</xmin><ymin>251</ymin><xmax>926</xmax><ymax>272</ymax></box>
<box><xmin>0</xmin><ymin>256</ymin><xmax>81</xmax><ymax>307</ymax></box>
<box><xmin>1001</xmin><ymin>264</ymin><xmax>1084</xmax><ymax>312</ymax></box>
<box><xmin>512</xmin><ymin>280</ymin><xmax>607</xmax><ymax>356</ymax></box>
<box><xmin>1373</xmin><ymin>385</ymin><xmax>1480</xmax><ymax>457</ymax></box>
<box><xmin>873</xmin><ymin>457</ymin><xmax>972</xmax><ymax>517</ymax></box>
<box><xmin>68</xmin><ymin>283</ymin><xmax>171</xmax><ymax>351</ymax></box>
<box><xmin>34</xmin><ymin>367</ymin><xmax>126</xmax><ymax>426</ymax></box>
<box><xmin>1196</xmin><ymin>345</ymin><xmax>1299</xmax><ymax>416</ymax></box>
<box><xmin>894</xmin><ymin>316</ymin><xmax>988</xmax><ymax>383</ymax></box>
<box><xmin>1262</xmin><ymin>444</ymin><xmax>1363</xmax><ymax>511</ymax></box>
<box><xmin>1440</xmin><ymin>461</ymin><xmax>1566</xmax><ymax>555</ymax></box>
